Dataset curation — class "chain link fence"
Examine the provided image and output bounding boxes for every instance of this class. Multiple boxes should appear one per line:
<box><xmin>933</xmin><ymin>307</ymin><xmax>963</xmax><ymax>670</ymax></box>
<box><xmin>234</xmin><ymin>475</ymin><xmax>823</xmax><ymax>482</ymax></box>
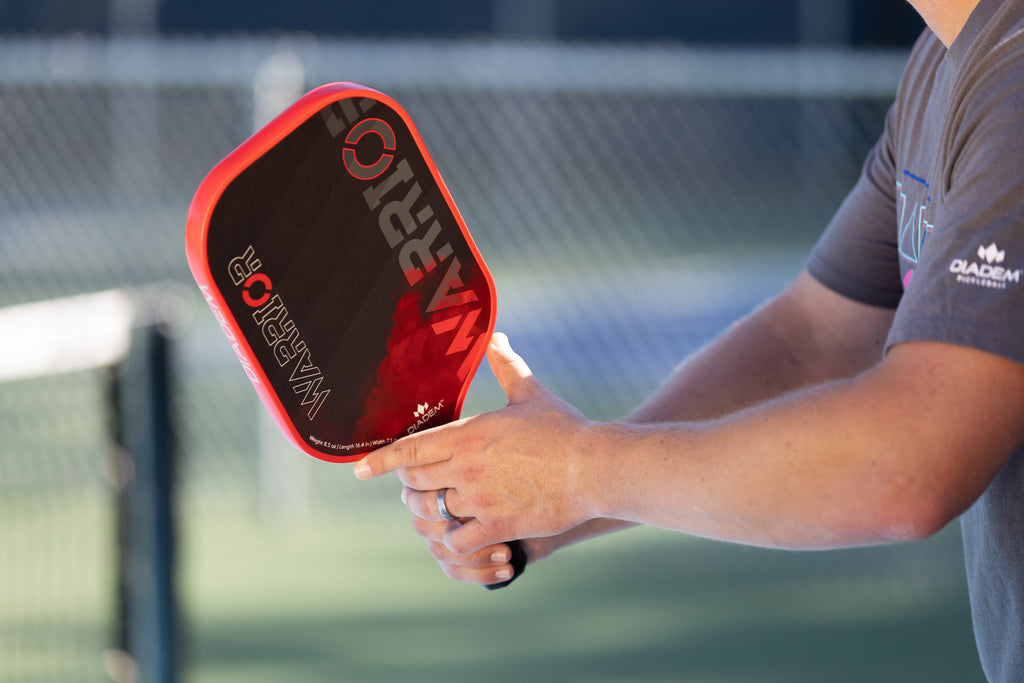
<box><xmin>0</xmin><ymin>36</ymin><xmax>908</xmax><ymax>504</ymax></box>
<box><xmin>1</xmin><ymin>36</ymin><xmax>977</xmax><ymax>683</ymax></box>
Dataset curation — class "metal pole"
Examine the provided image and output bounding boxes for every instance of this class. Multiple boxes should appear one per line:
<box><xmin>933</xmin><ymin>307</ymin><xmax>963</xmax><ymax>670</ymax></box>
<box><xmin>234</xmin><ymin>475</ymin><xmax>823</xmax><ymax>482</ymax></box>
<box><xmin>493</xmin><ymin>0</ymin><xmax>556</xmax><ymax>39</ymax></box>
<box><xmin>113</xmin><ymin>323</ymin><xmax>178</xmax><ymax>683</ymax></box>
<box><xmin>109</xmin><ymin>0</ymin><xmax>158</xmax><ymax>34</ymax></box>
<box><xmin>798</xmin><ymin>0</ymin><xmax>852</xmax><ymax>45</ymax></box>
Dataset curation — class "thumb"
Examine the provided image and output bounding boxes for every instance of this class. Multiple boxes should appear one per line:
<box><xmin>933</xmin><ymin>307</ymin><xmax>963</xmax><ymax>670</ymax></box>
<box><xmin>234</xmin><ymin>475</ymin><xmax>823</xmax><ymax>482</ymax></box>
<box><xmin>487</xmin><ymin>333</ymin><xmax>541</xmax><ymax>405</ymax></box>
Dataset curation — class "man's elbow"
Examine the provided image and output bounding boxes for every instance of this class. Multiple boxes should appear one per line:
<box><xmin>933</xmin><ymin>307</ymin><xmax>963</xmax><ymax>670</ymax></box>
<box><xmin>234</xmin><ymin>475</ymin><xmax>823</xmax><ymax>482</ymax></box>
<box><xmin>869</xmin><ymin>492</ymin><xmax>964</xmax><ymax>543</ymax></box>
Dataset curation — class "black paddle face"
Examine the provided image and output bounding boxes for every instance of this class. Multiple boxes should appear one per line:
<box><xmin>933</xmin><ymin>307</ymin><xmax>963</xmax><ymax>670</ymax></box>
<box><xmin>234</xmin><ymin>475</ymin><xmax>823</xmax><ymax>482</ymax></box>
<box><xmin>188</xmin><ymin>84</ymin><xmax>495</xmax><ymax>462</ymax></box>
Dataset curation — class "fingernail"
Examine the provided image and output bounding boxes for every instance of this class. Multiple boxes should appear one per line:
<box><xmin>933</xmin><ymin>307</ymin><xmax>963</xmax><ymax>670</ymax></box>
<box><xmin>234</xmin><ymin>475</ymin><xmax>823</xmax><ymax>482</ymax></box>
<box><xmin>491</xmin><ymin>550</ymin><xmax>509</xmax><ymax>564</ymax></box>
<box><xmin>495</xmin><ymin>568</ymin><xmax>513</xmax><ymax>581</ymax></box>
<box><xmin>400</xmin><ymin>487</ymin><xmax>408</xmax><ymax>504</ymax></box>
<box><xmin>353</xmin><ymin>461</ymin><xmax>371</xmax><ymax>480</ymax></box>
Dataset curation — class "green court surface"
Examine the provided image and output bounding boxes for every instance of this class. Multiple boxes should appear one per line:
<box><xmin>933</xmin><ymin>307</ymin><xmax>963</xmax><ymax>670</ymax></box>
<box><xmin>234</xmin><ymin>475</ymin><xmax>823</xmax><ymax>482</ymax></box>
<box><xmin>0</xmin><ymin>493</ymin><xmax>113</xmax><ymax>683</ymax></box>
<box><xmin>181</xmin><ymin>509</ymin><xmax>985</xmax><ymax>683</ymax></box>
<box><xmin>0</xmin><ymin>484</ymin><xmax>986</xmax><ymax>683</ymax></box>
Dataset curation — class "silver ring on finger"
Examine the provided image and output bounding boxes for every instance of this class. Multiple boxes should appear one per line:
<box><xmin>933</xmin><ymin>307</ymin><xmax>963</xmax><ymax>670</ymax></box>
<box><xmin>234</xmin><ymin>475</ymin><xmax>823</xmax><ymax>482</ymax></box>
<box><xmin>436</xmin><ymin>488</ymin><xmax>457</xmax><ymax>522</ymax></box>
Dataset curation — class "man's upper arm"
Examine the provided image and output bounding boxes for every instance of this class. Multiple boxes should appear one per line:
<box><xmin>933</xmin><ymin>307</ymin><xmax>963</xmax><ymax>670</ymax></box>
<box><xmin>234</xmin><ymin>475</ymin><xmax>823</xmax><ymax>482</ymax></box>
<box><xmin>805</xmin><ymin>103</ymin><xmax>903</xmax><ymax>310</ymax></box>
<box><xmin>776</xmin><ymin>270</ymin><xmax>896</xmax><ymax>380</ymax></box>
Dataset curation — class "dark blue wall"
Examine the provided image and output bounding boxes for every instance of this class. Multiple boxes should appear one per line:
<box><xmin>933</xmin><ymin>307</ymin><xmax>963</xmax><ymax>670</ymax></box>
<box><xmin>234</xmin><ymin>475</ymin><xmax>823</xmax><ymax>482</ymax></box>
<box><xmin>0</xmin><ymin>0</ymin><xmax>924</xmax><ymax>45</ymax></box>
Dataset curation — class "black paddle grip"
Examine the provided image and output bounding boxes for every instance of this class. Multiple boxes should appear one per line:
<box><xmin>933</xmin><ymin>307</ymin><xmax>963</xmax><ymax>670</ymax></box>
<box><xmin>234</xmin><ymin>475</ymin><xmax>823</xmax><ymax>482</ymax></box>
<box><xmin>484</xmin><ymin>539</ymin><xmax>527</xmax><ymax>590</ymax></box>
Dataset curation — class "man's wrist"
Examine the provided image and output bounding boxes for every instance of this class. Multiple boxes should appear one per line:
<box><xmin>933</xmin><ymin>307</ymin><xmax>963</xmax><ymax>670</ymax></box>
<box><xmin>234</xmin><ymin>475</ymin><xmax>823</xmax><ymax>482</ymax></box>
<box><xmin>567</xmin><ymin>419</ymin><xmax>633</xmax><ymax>523</ymax></box>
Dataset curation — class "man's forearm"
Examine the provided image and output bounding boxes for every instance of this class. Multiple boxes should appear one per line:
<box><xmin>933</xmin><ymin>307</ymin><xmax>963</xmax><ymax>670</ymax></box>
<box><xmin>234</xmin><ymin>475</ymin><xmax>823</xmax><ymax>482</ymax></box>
<box><xmin>628</xmin><ymin>271</ymin><xmax>891</xmax><ymax>424</ymax></box>
<box><xmin>551</xmin><ymin>271</ymin><xmax>892</xmax><ymax>549</ymax></box>
<box><xmin>574</xmin><ymin>342</ymin><xmax>1024</xmax><ymax>550</ymax></box>
<box><xmin>580</xmin><ymin>372</ymin><xmax>906</xmax><ymax>549</ymax></box>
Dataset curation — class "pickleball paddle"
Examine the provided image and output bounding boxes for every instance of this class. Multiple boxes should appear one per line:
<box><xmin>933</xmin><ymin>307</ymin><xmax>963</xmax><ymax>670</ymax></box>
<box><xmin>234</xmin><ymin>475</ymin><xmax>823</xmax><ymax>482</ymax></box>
<box><xmin>185</xmin><ymin>82</ymin><xmax>524</xmax><ymax>588</ymax></box>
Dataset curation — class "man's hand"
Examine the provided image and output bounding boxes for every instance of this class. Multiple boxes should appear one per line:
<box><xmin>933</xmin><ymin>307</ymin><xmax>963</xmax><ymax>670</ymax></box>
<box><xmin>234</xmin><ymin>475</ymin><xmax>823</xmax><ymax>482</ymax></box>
<box><xmin>403</xmin><ymin>513</ymin><xmax>559</xmax><ymax>585</ymax></box>
<box><xmin>354</xmin><ymin>333</ymin><xmax>595</xmax><ymax>554</ymax></box>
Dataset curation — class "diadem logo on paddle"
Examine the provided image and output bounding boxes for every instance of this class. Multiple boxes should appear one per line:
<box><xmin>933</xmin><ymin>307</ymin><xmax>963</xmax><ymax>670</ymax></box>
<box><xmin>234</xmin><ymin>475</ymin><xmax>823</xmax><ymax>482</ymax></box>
<box><xmin>409</xmin><ymin>399</ymin><xmax>445</xmax><ymax>435</ymax></box>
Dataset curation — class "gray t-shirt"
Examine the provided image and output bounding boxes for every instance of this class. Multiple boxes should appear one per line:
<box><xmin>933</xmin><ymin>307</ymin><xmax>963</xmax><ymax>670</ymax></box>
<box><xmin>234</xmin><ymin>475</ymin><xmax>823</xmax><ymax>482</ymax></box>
<box><xmin>807</xmin><ymin>0</ymin><xmax>1024</xmax><ymax>679</ymax></box>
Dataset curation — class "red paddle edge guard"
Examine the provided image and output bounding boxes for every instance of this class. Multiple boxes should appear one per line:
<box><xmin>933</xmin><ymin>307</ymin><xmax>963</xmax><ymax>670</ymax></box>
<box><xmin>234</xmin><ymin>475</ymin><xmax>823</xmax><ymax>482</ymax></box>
<box><xmin>185</xmin><ymin>83</ymin><xmax>497</xmax><ymax>463</ymax></box>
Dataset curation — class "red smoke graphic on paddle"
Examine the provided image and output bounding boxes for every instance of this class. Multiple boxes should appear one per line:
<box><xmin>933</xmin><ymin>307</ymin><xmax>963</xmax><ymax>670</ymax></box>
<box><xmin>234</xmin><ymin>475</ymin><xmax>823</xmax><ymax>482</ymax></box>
<box><xmin>353</xmin><ymin>289</ymin><xmax>460</xmax><ymax>443</ymax></box>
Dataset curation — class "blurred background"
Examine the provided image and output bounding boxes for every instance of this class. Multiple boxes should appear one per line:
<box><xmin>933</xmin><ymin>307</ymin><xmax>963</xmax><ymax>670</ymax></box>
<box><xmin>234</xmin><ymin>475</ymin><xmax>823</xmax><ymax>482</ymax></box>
<box><xmin>0</xmin><ymin>1</ymin><xmax>985</xmax><ymax>681</ymax></box>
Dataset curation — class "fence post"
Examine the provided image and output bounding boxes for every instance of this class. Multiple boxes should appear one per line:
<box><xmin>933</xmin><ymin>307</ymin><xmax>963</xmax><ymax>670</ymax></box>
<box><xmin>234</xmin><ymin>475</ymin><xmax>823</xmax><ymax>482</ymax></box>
<box><xmin>111</xmin><ymin>321</ymin><xmax>178</xmax><ymax>683</ymax></box>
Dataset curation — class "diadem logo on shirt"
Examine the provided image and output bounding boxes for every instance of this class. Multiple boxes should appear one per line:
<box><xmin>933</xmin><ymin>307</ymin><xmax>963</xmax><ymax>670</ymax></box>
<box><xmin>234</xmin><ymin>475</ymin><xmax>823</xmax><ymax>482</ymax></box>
<box><xmin>978</xmin><ymin>243</ymin><xmax>1005</xmax><ymax>264</ymax></box>
<box><xmin>949</xmin><ymin>243</ymin><xmax>1022</xmax><ymax>290</ymax></box>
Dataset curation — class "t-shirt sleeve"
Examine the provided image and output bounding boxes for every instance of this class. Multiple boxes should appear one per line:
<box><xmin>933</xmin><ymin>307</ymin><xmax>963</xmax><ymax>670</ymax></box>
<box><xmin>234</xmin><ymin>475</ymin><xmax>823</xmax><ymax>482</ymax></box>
<box><xmin>806</xmin><ymin>104</ymin><xmax>904</xmax><ymax>309</ymax></box>
<box><xmin>887</xmin><ymin>65</ymin><xmax>1024</xmax><ymax>367</ymax></box>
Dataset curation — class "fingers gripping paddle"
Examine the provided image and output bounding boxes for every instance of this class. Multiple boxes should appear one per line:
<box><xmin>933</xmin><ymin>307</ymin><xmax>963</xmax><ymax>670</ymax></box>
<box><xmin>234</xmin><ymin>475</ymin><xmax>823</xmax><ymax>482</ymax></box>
<box><xmin>186</xmin><ymin>82</ymin><xmax>524</xmax><ymax>588</ymax></box>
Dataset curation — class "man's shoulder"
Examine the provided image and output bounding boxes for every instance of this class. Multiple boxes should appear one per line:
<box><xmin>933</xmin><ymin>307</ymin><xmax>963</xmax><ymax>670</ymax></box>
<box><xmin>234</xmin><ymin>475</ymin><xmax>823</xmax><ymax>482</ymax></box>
<box><xmin>901</xmin><ymin>28</ymin><xmax>946</xmax><ymax>81</ymax></box>
<box><xmin>957</xmin><ymin>2</ymin><xmax>1024</xmax><ymax>94</ymax></box>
